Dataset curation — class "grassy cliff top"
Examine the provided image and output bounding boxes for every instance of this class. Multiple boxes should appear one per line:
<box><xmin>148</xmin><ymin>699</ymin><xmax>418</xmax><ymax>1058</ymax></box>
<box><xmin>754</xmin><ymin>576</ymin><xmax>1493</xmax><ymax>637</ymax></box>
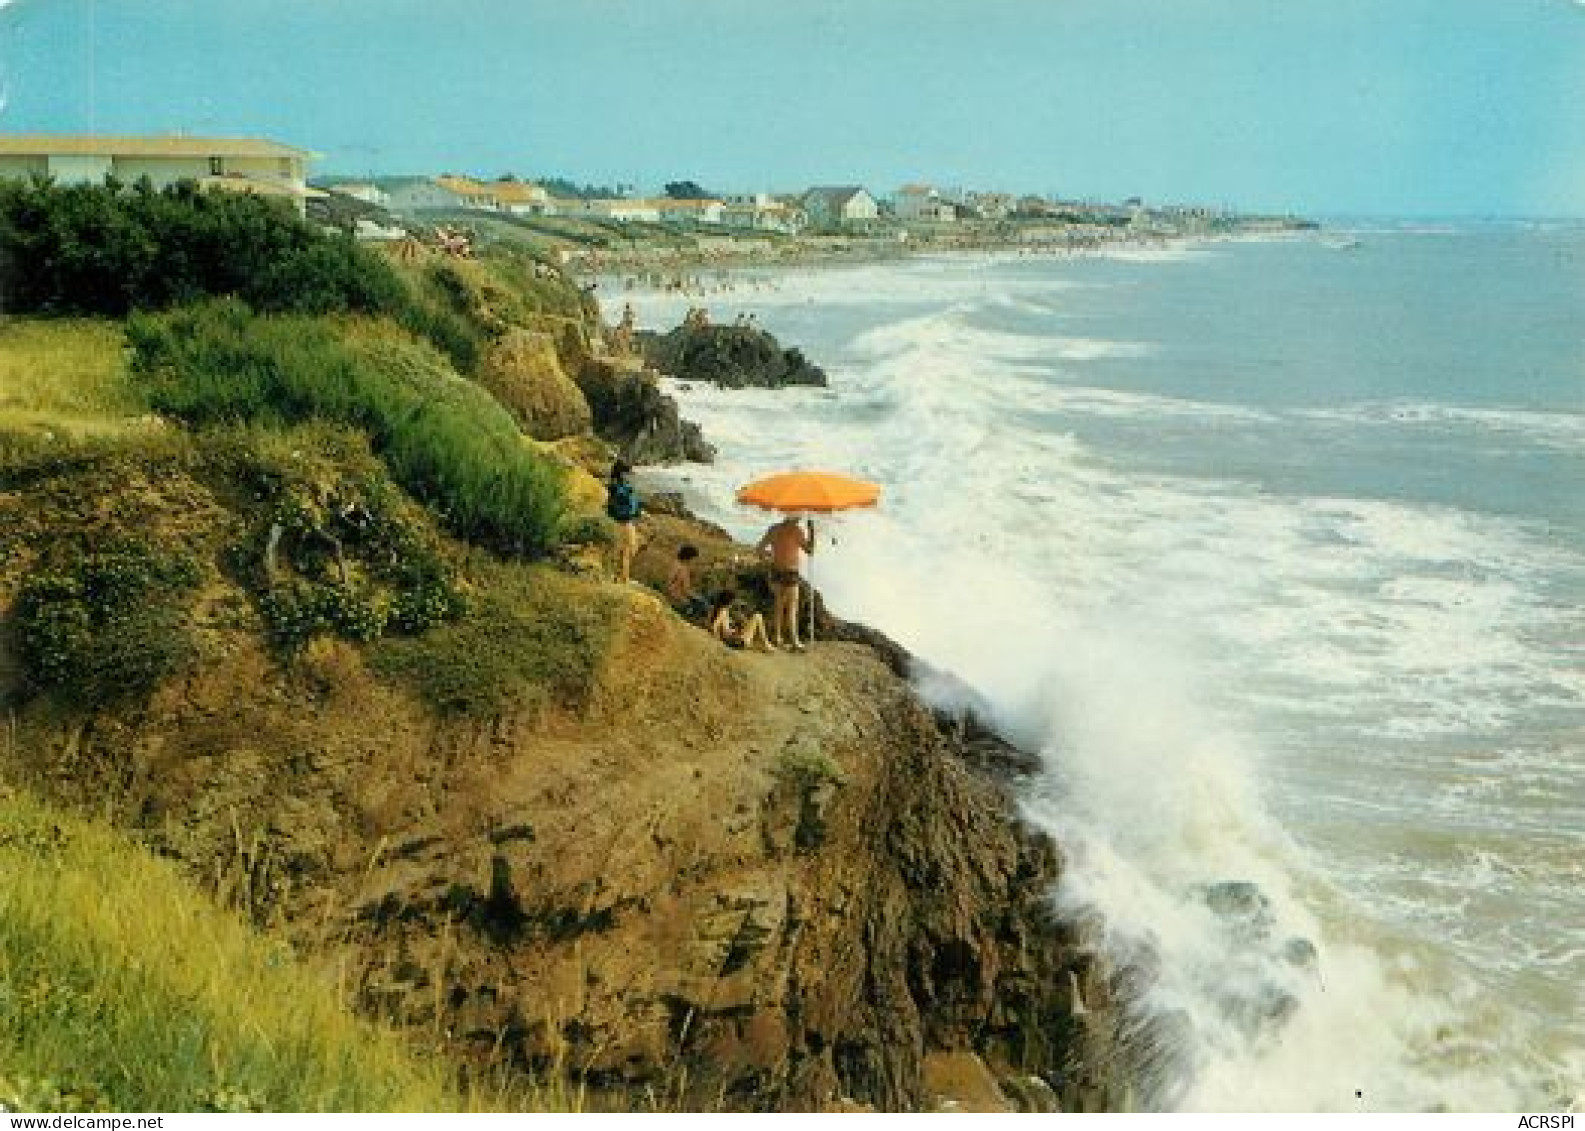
<box><xmin>0</xmin><ymin>787</ymin><xmax>474</xmax><ymax>1112</ymax></box>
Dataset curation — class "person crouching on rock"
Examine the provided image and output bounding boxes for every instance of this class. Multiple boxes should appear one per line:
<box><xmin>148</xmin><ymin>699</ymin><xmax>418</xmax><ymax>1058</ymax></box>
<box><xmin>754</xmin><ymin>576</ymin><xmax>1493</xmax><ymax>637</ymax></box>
<box><xmin>709</xmin><ymin>591</ymin><xmax>776</xmax><ymax>653</ymax></box>
<box><xmin>755</xmin><ymin>515</ymin><xmax>814</xmax><ymax>652</ymax></box>
<box><xmin>606</xmin><ymin>459</ymin><xmax>641</xmax><ymax>583</ymax></box>
<box><xmin>667</xmin><ymin>544</ymin><xmax>711</xmax><ymax>620</ymax></box>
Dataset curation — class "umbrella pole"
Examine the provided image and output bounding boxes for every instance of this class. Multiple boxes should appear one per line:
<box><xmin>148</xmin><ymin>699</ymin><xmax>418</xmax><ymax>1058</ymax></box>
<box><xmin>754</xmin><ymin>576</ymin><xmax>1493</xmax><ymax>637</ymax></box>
<box><xmin>806</xmin><ymin>540</ymin><xmax>816</xmax><ymax>646</ymax></box>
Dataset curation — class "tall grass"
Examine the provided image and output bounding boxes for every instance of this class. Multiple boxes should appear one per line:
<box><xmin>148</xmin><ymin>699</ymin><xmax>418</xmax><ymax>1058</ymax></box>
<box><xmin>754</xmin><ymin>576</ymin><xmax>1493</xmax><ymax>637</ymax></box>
<box><xmin>387</xmin><ymin>256</ymin><xmax>594</xmax><ymax>376</ymax></box>
<box><xmin>0</xmin><ymin>789</ymin><xmax>469</xmax><ymax>1112</ymax></box>
<box><xmin>126</xmin><ymin>301</ymin><xmax>566</xmax><ymax>556</ymax></box>
<box><xmin>0</xmin><ymin>319</ymin><xmax>150</xmax><ymax>437</ymax></box>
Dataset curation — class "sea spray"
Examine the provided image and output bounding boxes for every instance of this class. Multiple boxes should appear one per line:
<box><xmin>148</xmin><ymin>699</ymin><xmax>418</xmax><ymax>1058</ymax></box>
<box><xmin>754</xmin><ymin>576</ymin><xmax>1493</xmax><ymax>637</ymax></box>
<box><xmin>625</xmin><ymin>231</ymin><xmax>1585</xmax><ymax>1110</ymax></box>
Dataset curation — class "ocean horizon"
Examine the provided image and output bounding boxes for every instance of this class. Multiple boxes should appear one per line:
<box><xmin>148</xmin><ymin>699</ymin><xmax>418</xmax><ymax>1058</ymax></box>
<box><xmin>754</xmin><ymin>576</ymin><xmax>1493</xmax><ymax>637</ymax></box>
<box><xmin>623</xmin><ymin>223</ymin><xmax>1584</xmax><ymax>1111</ymax></box>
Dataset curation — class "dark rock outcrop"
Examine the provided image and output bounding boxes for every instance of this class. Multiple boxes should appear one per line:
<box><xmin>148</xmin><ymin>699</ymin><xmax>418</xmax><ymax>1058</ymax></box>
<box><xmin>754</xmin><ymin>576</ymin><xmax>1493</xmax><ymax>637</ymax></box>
<box><xmin>574</xmin><ymin>358</ymin><xmax>715</xmax><ymax>465</ymax></box>
<box><xmin>640</xmin><ymin>324</ymin><xmax>828</xmax><ymax>390</ymax></box>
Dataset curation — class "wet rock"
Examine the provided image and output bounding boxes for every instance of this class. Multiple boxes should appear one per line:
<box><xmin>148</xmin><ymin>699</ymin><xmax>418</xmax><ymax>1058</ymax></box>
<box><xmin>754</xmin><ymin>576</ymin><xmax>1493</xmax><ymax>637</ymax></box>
<box><xmin>1281</xmin><ymin>936</ymin><xmax>1319</xmax><ymax>970</ymax></box>
<box><xmin>11</xmin><ymin>487</ymin><xmax>1121</xmax><ymax>1112</ymax></box>
<box><xmin>1114</xmin><ymin>1005</ymin><xmax>1197</xmax><ymax>1111</ymax></box>
<box><xmin>574</xmin><ymin>359</ymin><xmax>715</xmax><ymax>465</ymax></box>
<box><xmin>639</xmin><ymin>324</ymin><xmax>828</xmax><ymax>390</ymax></box>
<box><xmin>1200</xmin><ymin>880</ymin><xmax>1275</xmax><ymax>940</ymax></box>
<box><xmin>1217</xmin><ymin>981</ymin><xmax>1301</xmax><ymax>1037</ymax></box>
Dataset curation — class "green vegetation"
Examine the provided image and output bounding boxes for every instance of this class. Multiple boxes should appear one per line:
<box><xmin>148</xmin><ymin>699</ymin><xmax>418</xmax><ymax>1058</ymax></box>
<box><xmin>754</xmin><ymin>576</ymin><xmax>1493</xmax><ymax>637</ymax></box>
<box><xmin>370</xmin><ymin>563</ymin><xmax>618</xmax><ymax>717</ymax></box>
<box><xmin>531</xmin><ymin>176</ymin><xmax>626</xmax><ymax>201</ymax></box>
<box><xmin>237</xmin><ymin>453</ymin><xmax>466</xmax><ymax>653</ymax></box>
<box><xmin>0</xmin><ymin>320</ymin><xmax>145</xmax><ymax>438</ymax></box>
<box><xmin>774</xmin><ymin>740</ymin><xmax>848</xmax><ymax>789</ymax></box>
<box><xmin>558</xmin><ymin>513</ymin><xmax>618</xmax><ymax>549</ymax></box>
<box><xmin>409</xmin><ymin>254</ymin><xmax>593</xmax><ymax>337</ymax></box>
<box><xmin>127</xmin><ymin>301</ymin><xmax>568</xmax><ymax>556</ymax></box>
<box><xmin>0</xmin><ymin>789</ymin><xmax>471</xmax><ymax>1112</ymax></box>
<box><xmin>0</xmin><ymin>178</ymin><xmax>406</xmax><ymax>318</ymax></box>
<box><xmin>662</xmin><ymin>180</ymin><xmax>716</xmax><ymax>200</ymax></box>
<box><xmin>0</xmin><ymin>181</ymin><xmax>624</xmax><ymax>1109</ymax></box>
<box><xmin>15</xmin><ymin>536</ymin><xmax>202</xmax><ymax>706</ymax></box>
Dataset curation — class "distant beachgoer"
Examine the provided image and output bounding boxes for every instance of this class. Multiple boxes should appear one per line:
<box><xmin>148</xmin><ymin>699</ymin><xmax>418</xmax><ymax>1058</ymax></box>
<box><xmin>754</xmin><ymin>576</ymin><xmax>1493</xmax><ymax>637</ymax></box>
<box><xmin>755</xmin><ymin>515</ymin><xmax>814</xmax><ymax>651</ymax></box>
<box><xmin>709</xmin><ymin>591</ymin><xmax>776</xmax><ymax>652</ymax></box>
<box><xmin>667</xmin><ymin>544</ymin><xmax>710</xmax><ymax>620</ymax></box>
<box><xmin>606</xmin><ymin>459</ymin><xmax>641</xmax><ymax>583</ymax></box>
<box><xmin>613</xmin><ymin>302</ymin><xmax>637</xmax><ymax>354</ymax></box>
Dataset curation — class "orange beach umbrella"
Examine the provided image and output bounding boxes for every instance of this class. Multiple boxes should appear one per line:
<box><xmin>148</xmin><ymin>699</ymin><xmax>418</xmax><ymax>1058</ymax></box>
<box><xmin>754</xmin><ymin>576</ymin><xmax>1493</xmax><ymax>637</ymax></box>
<box><xmin>735</xmin><ymin>470</ymin><xmax>881</xmax><ymax>513</ymax></box>
<box><xmin>736</xmin><ymin>470</ymin><xmax>880</xmax><ymax>645</ymax></box>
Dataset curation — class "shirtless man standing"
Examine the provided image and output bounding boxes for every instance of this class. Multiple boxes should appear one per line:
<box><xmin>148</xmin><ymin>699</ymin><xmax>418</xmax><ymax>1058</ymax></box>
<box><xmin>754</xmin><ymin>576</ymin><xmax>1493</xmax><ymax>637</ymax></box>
<box><xmin>755</xmin><ymin>516</ymin><xmax>814</xmax><ymax>651</ymax></box>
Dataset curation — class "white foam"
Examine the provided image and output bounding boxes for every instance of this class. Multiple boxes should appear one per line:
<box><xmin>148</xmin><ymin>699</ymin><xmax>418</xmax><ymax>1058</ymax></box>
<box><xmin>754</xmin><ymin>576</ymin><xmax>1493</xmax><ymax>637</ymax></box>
<box><xmin>641</xmin><ymin>251</ymin><xmax>1585</xmax><ymax>1110</ymax></box>
<box><xmin>1301</xmin><ymin>401</ymin><xmax>1585</xmax><ymax>451</ymax></box>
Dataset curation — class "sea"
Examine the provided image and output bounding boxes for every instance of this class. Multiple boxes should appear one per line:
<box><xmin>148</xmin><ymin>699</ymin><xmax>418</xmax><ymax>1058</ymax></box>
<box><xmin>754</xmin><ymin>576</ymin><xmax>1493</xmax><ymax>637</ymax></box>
<box><xmin>617</xmin><ymin>222</ymin><xmax>1585</xmax><ymax>1112</ymax></box>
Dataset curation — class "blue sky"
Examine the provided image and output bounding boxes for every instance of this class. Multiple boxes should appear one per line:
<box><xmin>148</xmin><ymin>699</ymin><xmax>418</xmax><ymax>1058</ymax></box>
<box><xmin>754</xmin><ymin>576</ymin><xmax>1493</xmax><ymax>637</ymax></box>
<box><xmin>3</xmin><ymin>0</ymin><xmax>1584</xmax><ymax>216</ymax></box>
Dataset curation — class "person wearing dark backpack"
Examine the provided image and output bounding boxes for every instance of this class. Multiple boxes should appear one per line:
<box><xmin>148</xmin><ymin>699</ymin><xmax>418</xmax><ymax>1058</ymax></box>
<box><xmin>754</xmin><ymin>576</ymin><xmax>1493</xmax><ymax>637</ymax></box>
<box><xmin>606</xmin><ymin>459</ymin><xmax>642</xmax><ymax>583</ymax></box>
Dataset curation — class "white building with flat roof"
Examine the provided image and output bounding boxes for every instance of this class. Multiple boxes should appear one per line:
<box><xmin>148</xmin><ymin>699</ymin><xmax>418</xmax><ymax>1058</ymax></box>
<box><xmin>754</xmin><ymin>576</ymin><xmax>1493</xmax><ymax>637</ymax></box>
<box><xmin>0</xmin><ymin>134</ymin><xmax>314</xmax><ymax>214</ymax></box>
<box><xmin>332</xmin><ymin>182</ymin><xmax>389</xmax><ymax>207</ymax></box>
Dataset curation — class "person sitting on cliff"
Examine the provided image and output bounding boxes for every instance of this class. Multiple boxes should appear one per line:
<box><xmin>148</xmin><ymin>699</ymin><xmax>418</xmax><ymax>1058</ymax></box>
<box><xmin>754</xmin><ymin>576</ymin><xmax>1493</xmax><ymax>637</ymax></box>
<box><xmin>666</xmin><ymin>544</ymin><xmax>711</xmax><ymax>621</ymax></box>
<box><xmin>605</xmin><ymin>459</ymin><xmax>641</xmax><ymax>584</ymax></box>
<box><xmin>709</xmin><ymin>591</ymin><xmax>776</xmax><ymax>653</ymax></box>
<box><xmin>755</xmin><ymin>515</ymin><xmax>815</xmax><ymax>652</ymax></box>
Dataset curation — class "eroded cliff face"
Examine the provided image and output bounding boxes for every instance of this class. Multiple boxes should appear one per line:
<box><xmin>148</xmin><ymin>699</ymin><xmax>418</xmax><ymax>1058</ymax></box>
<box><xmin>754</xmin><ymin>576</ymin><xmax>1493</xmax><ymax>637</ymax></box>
<box><xmin>6</xmin><ymin>564</ymin><xmax>1120</xmax><ymax>1110</ymax></box>
<box><xmin>343</xmin><ymin>631</ymin><xmax>1075</xmax><ymax>1111</ymax></box>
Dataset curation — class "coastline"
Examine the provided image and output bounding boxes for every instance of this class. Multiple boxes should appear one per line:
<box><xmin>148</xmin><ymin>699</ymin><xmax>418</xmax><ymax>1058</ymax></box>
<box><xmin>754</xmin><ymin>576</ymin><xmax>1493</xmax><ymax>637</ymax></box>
<box><xmin>0</xmin><ymin>242</ymin><xmax>1121</xmax><ymax>1111</ymax></box>
<box><xmin>565</xmin><ymin>216</ymin><xmax>1314</xmax><ymax>281</ymax></box>
<box><xmin>621</xmin><ymin>235</ymin><xmax>1585</xmax><ymax>1111</ymax></box>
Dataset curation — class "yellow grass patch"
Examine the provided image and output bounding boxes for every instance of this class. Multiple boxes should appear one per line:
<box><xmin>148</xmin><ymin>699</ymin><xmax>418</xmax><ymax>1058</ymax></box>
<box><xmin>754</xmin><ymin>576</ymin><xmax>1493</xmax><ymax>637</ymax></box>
<box><xmin>0</xmin><ymin>787</ymin><xmax>474</xmax><ymax>1112</ymax></box>
<box><xmin>0</xmin><ymin>318</ymin><xmax>154</xmax><ymax>437</ymax></box>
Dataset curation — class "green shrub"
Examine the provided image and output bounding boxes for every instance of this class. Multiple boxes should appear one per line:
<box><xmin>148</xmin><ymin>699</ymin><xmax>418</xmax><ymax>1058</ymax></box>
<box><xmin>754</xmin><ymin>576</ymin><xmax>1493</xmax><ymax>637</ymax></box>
<box><xmin>0</xmin><ymin>178</ymin><xmax>407</xmax><ymax>318</ymax></box>
<box><xmin>774</xmin><ymin>740</ymin><xmax>848</xmax><ymax>789</ymax></box>
<box><xmin>370</xmin><ymin>565</ymin><xmax>616</xmax><ymax>717</ymax></box>
<box><xmin>257</xmin><ymin>581</ymin><xmax>391</xmax><ymax>651</ymax></box>
<box><xmin>209</xmin><ymin>440</ymin><xmax>466</xmax><ymax>653</ymax></box>
<box><xmin>558</xmin><ymin>514</ymin><xmax>617</xmax><ymax>548</ymax></box>
<box><xmin>15</xmin><ymin>537</ymin><xmax>202</xmax><ymax>705</ymax></box>
<box><xmin>128</xmin><ymin>301</ymin><xmax>567</xmax><ymax>556</ymax></box>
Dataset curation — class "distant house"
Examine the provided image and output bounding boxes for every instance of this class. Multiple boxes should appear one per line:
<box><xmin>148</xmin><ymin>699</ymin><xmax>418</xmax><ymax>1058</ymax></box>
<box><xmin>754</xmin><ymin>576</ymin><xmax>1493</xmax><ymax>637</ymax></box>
<box><xmin>0</xmin><ymin>134</ymin><xmax>314</xmax><ymax>215</ymax></box>
<box><xmin>965</xmin><ymin>191</ymin><xmax>1014</xmax><ymax>221</ymax></box>
<box><xmin>1015</xmin><ymin>195</ymin><xmax>1060</xmax><ymax>218</ymax></box>
<box><xmin>492</xmin><ymin>180</ymin><xmax>553</xmax><ymax>216</ymax></box>
<box><xmin>657</xmin><ymin>198</ymin><xmax>725</xmax><ymax>225</ymax></box>
<box><xmin>802</xmin><ymin>186</ymin><xmax>879</xmax><ymax>228</ymax></box>
<box><xmin>384</xmin><ymin>177</ymin><xmax>473</xmax><ymax>213</ymax></box>
<box><xmin>892</xmin><ymin>184</ymin><xmax>956</xmax><ymax>223</ymax></box>
<box><xmin>596</xmin><ymin>199</ymin><xmax>661</xmax><ymax>223</ymax></box>
<box><xmin>434</xmin><ymin>175</ymin><xmax>501</xmax><ymax>211</ymax></box>
<box><xmin>721</xmin><ymin>193</ymin><xmax>805</xmax><ymax>234</ymax></box>
<box><xmin>354</xmin><ymin>217</ymin><xmax>408</xmax><ymax>242</ymax></box>
<box><xmin>556</xmin><ymin>198</ymin><xmax>663</xmax><ymax>223</ymax></box>
<box><xmin>332</xmin><ymin>182</ymin><xmax>389</xmax><ymax>207</ymax></box>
